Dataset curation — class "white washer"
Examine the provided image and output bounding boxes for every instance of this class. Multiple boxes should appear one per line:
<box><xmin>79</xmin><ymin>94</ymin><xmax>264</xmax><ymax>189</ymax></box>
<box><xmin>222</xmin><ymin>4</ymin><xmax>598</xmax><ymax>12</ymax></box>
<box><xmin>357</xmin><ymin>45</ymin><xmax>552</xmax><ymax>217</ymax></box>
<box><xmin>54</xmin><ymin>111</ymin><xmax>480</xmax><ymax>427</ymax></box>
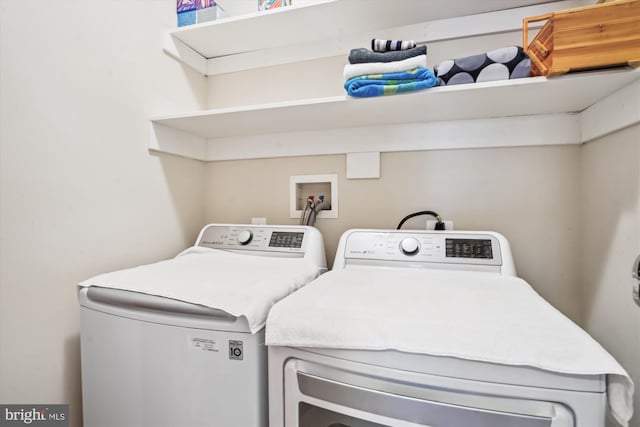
<box><xmin>78</xmin><ymin>224</ymin><xmax>326</xmax><ymax>427</ymax></box>
<box><xmin>267</xmin><ymin>229</ymin><xmax>633</xmax><ymax>427</ymax></box>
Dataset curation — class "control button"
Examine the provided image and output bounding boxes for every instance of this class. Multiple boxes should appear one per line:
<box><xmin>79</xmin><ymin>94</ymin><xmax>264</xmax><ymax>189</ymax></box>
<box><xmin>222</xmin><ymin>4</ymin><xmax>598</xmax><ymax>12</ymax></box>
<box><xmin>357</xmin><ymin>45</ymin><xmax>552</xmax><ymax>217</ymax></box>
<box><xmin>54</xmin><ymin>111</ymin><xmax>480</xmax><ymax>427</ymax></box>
<box><xmin>237</xmin><ymin>230</ymin><xmax>253</xmax><ymax>245</ymax></box>
<box><xmin>400</xmin><ymin>237</ymin><xmax>420</xmax><ymax>255</ymax></box>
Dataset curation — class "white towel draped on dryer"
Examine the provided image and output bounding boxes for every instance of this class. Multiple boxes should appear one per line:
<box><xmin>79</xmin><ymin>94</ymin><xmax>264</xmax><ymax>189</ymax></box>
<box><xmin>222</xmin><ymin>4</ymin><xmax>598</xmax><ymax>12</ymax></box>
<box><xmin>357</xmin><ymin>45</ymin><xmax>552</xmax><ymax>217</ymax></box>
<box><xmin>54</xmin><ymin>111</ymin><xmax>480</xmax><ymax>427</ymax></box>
<box><xmin>79</xmin><ymin>247</ymin><xmax>322</xmax><ymax>334</ymax></box>
<box><xmin>266</xmin><ymin>268</ymin><xmax>634</xmax><ymax>427</ymax></box>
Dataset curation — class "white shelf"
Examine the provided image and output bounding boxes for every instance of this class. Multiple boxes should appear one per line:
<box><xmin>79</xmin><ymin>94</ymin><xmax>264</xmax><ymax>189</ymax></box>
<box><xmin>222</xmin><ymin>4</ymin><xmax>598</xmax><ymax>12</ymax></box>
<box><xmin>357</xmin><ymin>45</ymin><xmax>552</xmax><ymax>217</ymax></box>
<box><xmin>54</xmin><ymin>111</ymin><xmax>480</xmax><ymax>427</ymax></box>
<box><xmin>172</xmin><ymin>0</ymin><xmax>556</xmax><ymax>59</ymax></box>
<box><xmin>165</xmin><ymin>0</ymin><xmax>580</xmax><ymax>75</ymax></box>
<box><xmin>149</xmin><ymin>67</ymin><xmax>640</xmax><ymax>161</ymax></box>
<box><xmin>171</xmin><ymin>0</ymin><xmax>338</xmax><ymax>59</ymax></box>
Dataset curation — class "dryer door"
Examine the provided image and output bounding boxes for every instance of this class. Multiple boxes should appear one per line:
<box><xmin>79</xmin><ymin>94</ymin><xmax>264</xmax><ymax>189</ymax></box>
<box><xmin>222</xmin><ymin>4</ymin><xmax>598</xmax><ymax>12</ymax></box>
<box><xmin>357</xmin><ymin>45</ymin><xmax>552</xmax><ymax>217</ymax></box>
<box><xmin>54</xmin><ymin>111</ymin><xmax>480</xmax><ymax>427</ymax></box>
<box><xmin>284</xmin><ymin>360</ymin><xmax>574</xmax><ymax>427</ymax></box>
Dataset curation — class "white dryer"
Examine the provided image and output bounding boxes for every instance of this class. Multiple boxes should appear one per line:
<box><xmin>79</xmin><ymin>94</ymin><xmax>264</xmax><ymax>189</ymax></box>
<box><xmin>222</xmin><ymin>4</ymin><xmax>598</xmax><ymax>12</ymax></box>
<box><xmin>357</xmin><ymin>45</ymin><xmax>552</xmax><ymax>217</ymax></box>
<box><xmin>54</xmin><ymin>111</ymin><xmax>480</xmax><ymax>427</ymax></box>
<box><xmin>267</xmin><ymin>229</ymin><xmax>633</xmax><ymax>427</ymax></box>
<box><xmin>78</xmin><ymin>224</ymin><xmax>326</xmax><ymax>427</ymax></box>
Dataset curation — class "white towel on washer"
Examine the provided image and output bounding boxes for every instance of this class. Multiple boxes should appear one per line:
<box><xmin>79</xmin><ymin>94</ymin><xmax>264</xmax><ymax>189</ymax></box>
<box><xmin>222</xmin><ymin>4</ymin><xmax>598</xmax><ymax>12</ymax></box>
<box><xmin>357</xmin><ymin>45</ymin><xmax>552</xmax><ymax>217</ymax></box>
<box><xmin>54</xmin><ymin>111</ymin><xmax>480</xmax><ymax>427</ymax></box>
<box><xmin>266</xmin><ymin>268</ymin><xmax>634</xmax><ymax>426</ymax></box>
<box><xmin>79</xmin><ymin>247</ymin><xmax>322</xmax><ymax>334</ymax></box>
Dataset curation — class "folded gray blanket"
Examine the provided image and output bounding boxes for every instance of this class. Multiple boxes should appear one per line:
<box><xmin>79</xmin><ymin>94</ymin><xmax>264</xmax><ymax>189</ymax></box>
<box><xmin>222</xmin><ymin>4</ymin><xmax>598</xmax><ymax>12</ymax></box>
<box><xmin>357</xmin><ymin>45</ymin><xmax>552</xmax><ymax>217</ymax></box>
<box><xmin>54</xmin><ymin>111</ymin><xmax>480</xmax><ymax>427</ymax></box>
<box><xmin>435</xmin><ymin>46</ymin><xmax>531</xmax><ymax>86</ymax></box>
<box><xmin>348</xmin><ymin>45</ymin><xmax>427</xmax><ymax>64</ymax></box>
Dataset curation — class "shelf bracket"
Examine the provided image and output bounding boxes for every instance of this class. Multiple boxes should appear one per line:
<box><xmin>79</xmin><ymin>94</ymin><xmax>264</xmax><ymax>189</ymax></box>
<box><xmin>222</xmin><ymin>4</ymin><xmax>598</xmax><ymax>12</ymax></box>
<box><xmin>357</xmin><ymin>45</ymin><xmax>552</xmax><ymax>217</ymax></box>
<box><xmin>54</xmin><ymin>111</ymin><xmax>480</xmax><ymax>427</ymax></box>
<box><xmin>163</xmin><ymin>33</ymin><xmax>208</xmax><ymax>76</ymax></box>
<box><xmin>149</xmin><ymin>122</ymin><xmax>207</xmax><ymax>161</ymax></box>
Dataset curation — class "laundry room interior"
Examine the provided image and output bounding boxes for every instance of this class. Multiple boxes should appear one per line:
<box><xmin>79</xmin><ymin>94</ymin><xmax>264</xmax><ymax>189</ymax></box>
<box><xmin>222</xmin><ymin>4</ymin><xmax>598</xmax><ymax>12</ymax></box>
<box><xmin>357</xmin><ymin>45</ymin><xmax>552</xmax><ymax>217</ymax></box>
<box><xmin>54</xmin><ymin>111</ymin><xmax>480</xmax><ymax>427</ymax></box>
<box><xmin>0</xmin><ymin>1</ymin><xmax>639</xmax><ymax>427</ymax></box>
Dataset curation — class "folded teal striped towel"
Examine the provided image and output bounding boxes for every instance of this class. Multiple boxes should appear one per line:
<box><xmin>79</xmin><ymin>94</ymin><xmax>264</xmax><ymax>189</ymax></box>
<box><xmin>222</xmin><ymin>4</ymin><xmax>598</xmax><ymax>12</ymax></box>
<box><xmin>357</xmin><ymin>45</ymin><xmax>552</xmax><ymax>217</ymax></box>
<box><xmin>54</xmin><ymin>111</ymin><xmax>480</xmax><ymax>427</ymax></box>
<box><xmin>344</xmin><ymin>67</ymin><xmax>436</xmax><ymax>98</ymax></box>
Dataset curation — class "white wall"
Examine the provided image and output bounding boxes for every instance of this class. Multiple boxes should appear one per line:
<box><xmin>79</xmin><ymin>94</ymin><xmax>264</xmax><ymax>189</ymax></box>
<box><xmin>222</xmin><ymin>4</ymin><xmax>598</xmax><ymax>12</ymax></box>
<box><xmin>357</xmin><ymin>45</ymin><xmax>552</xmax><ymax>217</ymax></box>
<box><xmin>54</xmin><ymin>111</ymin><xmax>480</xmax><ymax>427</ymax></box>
<box><xmin>581</xmin><ymin>125</ymin><xmax>640</xmax><ymax>427</ymax></box>
<box><xmin>205</xmin><ymin>146</ymin><xmax>583</xmax><ymax>322</ymax></box>
<box><xmin>0</xmin><ymin>2</ymin><xmax>206</xmax><ymax>426</ymax></box>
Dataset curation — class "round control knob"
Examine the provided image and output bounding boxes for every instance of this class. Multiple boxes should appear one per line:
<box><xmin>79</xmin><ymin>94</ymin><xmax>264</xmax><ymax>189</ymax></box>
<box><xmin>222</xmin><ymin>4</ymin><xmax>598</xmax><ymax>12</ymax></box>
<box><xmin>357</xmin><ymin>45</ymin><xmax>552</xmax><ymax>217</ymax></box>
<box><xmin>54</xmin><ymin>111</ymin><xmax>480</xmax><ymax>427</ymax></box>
<box><xmin>237</xmin><ymin>230</ymin><xmax>253</xmax><ymax>245</ymax></box>
<box><xmin>400</xmin><ymin>237</ymin><xmax>420</xmax><ymax>255</ymax></box>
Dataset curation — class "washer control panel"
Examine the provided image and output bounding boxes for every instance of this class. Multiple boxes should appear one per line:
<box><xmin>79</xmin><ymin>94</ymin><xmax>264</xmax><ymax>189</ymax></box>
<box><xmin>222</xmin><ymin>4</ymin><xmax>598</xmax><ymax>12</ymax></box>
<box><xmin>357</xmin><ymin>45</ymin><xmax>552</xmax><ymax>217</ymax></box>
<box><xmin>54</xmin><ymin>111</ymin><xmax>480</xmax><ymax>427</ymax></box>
<box><xmin>196</xmin><ymin>225</ymin><xmax>307</xmax><ymax>253</ymax></box>
<box><xmin>343</xmin><ymin>231</ymin><xmax>503</xmax><ymax>267</ymax></box>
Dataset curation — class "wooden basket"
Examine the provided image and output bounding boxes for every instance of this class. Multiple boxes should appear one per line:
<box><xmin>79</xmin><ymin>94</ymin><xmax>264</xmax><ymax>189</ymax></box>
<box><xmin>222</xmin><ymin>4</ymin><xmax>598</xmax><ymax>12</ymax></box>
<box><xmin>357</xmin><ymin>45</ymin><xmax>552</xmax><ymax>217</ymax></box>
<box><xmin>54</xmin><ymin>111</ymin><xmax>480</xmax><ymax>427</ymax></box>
<box><xmin>523</xmin><ymin>0</ymin><xmax>640</xmax><ymax>76</ymax></box>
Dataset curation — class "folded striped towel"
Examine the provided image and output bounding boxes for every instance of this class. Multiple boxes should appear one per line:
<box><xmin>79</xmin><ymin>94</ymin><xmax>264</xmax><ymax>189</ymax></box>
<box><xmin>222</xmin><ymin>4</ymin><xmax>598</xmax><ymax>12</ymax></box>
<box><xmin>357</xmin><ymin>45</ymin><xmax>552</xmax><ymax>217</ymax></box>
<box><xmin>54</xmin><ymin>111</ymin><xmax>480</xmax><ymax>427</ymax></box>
<box><xmin>349</xmin><ymin>45</ymin><xmax>427</xmax><ymax>64</ymax></box>
<box><xmin>371</xmin><ymin>38</ymin><xmax>416</xmax><ymax>52</ymax></box>
<box><xmin>343</xmin><ymin>54</ymin><xmax>427</xmax><ymax>81</ymax></box>
<box><xmin>344</xmin><ymin>68</ymin><xmax>437</xmax><ymax>98</ymax></box>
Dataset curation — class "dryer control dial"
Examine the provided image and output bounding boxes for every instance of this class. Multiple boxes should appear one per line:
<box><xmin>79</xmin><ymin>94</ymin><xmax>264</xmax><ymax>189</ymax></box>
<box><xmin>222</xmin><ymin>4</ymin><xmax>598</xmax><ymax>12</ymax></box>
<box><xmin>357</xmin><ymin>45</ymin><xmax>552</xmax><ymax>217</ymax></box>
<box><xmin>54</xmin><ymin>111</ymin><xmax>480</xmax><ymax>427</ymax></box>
<box><xmin>400</xmin><ymin>237</ymin><xmax>420</xmax><ymax>255</ymax></box>
<box><xmin>237</xmin><ymin>230</ymin><xmax>253</xmax><ymax>245</ymax></box>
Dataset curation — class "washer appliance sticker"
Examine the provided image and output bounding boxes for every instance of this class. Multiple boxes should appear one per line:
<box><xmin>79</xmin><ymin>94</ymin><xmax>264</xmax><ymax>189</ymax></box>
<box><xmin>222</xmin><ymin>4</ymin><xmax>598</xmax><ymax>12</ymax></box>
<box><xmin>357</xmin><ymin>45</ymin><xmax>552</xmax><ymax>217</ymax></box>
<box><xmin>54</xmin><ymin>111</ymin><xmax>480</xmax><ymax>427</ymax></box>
<box><xmin>229</xmin><ymin>340</ymin><xmax>243</xmax><ymax>360</ymax></box>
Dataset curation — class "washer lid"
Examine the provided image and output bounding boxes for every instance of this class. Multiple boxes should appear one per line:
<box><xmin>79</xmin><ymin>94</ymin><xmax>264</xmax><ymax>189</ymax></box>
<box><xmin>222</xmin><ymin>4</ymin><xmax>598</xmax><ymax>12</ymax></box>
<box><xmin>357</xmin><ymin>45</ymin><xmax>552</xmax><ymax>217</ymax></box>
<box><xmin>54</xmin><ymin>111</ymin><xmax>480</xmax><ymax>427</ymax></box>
<box><xmin>79</xmin><ymin>247</ymin><xmax>323</xmax><ymax>333</ymax></box>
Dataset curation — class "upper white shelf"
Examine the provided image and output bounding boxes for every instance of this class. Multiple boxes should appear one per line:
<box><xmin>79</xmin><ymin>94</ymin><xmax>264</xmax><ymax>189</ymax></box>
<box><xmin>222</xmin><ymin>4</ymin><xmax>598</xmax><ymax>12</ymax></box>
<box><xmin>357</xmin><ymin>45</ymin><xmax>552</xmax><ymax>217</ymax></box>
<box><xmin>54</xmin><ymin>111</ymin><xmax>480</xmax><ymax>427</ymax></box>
<box><xmin>149</xmin><ymin>67</ymin><xmax>640</xmax><ymax>160</ymax></box>
<box><xmin>168</xmin><ymin>0</ymin><xmax>569</xmax><ymax>73</ymax></box>
<box><xmin>172</xmin><ymin>0</ymin><xmax>558</xmax><ymax>58</ymax></box>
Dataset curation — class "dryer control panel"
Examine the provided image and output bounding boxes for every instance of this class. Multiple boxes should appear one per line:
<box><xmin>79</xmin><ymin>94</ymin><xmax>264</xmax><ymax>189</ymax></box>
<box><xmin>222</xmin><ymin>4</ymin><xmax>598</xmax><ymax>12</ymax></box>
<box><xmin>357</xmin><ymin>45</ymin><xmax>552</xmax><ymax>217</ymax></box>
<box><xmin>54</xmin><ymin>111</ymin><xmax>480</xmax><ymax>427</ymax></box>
<box><xmin>335</xmin><ymin>230</ymin><xmax>515</xmax><ymax>276</ymax></box>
